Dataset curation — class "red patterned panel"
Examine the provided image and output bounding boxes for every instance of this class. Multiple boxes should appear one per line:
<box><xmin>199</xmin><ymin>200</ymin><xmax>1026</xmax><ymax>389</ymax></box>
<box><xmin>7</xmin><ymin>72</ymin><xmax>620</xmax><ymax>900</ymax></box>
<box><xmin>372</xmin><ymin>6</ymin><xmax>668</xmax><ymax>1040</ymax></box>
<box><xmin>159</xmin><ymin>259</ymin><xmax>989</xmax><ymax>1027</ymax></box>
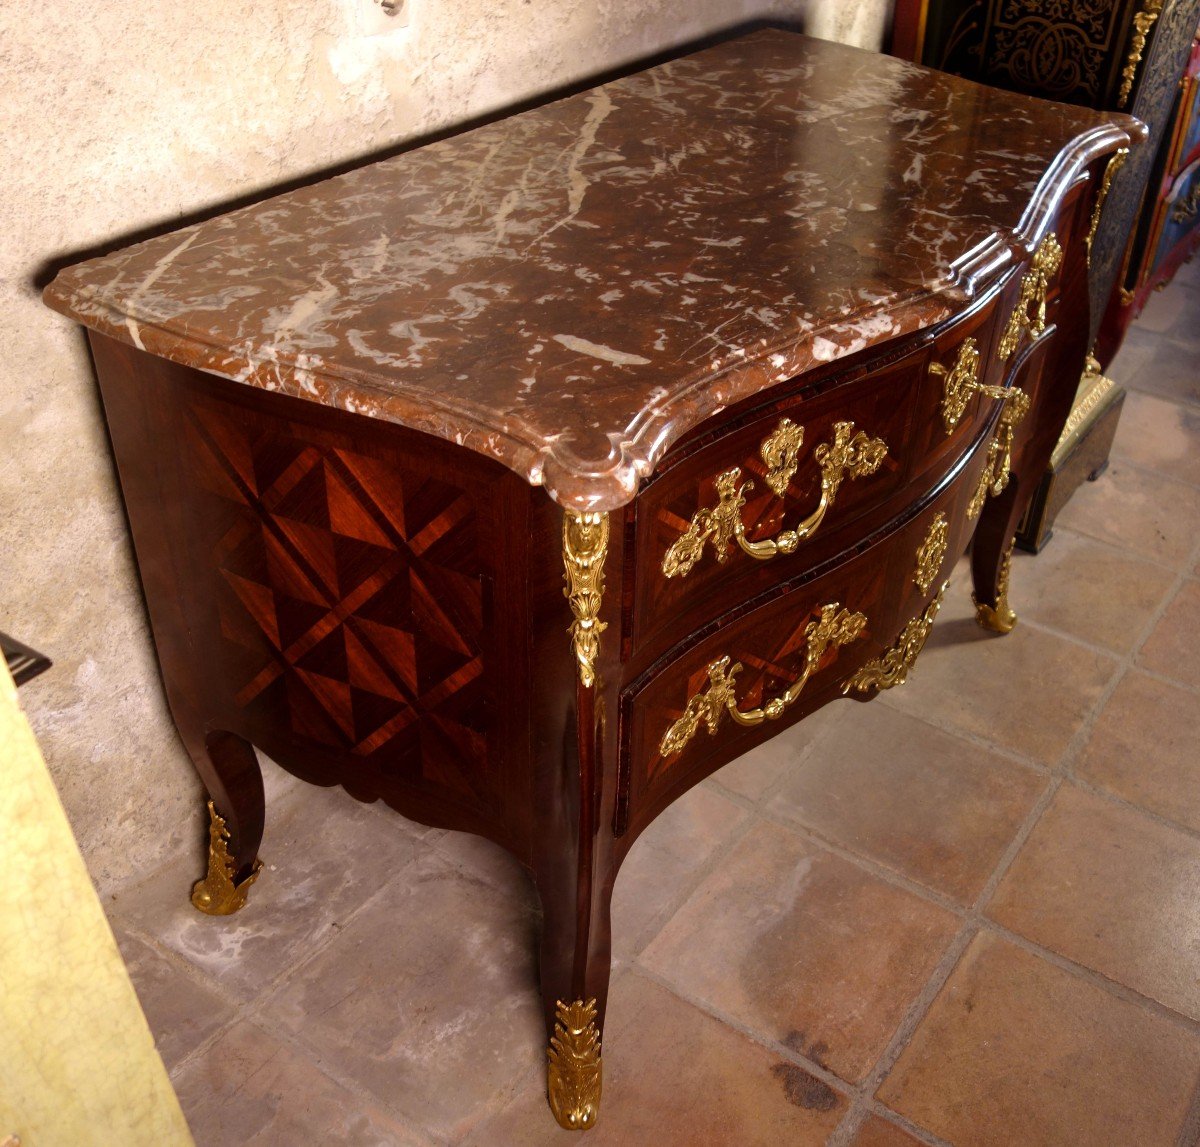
<box><xmin>185</xmin><ymin>400</ymin><xmax>490</xmax><ymax>809</ymax></box>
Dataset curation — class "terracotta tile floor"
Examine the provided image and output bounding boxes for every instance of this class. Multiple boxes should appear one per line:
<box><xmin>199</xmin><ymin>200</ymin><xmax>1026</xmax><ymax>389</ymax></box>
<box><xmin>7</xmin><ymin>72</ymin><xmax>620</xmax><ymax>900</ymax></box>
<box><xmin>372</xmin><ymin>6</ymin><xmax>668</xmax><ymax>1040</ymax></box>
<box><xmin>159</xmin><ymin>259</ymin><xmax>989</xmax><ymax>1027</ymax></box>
<box><xmin>105</xmin><ymin>258</ymin><xmax>1200</xmax><ymax>1145</ymax></box>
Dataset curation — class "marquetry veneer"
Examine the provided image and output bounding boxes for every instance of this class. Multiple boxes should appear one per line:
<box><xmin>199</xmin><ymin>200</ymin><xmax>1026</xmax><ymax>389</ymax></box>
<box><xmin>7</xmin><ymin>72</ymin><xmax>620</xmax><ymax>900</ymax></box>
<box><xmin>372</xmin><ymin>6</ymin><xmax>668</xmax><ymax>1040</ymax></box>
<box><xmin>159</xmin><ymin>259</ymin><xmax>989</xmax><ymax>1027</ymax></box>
<box><xmin>44</xmin><ymin>30</ymin><xmax>1142</xmax><ymax>1130</ymax></box>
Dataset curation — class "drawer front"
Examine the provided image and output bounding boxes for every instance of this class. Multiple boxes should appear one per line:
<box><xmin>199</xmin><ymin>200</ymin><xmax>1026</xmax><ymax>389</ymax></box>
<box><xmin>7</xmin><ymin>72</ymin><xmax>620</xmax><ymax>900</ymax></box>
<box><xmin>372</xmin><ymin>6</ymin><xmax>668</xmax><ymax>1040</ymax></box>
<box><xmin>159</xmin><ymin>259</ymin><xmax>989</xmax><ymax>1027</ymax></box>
<box><xmin>617</xmin><ymin>429</ymin><xmax>995</xmax><ymax>838</ymax></box>
<box><xmin>629</xmin><ymin>273</ymin><xmax>1021</xmax><ymax>661</ymax></box>
<box><xmin>906</xmin><ymin>279</ymin><xmax>1005</xmax><ymax>484</ymax></box>
<box><xmin>632</xmin><ymin>355</ymin><xmax>918</xmax><ymax>656</ymax></box>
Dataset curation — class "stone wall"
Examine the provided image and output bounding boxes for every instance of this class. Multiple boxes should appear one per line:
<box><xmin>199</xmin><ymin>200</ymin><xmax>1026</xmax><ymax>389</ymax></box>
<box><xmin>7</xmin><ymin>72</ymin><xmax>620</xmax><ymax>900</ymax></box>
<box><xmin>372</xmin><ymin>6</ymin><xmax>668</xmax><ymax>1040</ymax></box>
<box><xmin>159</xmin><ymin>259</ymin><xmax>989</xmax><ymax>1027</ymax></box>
<box><xmin>1</xmin><ymin>0</ymin><xmax>888</xmax><ymax>891</ymax></box>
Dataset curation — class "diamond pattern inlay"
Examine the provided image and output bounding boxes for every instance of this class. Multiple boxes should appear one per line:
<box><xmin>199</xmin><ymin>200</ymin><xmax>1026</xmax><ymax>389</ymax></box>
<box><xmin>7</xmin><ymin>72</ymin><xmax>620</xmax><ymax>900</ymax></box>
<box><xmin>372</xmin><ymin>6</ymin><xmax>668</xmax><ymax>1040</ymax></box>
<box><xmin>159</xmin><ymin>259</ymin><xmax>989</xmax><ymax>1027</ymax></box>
<box><xmin>187</xmin><ymin>401</ymin><xmax>489</xmax><ymax>805</ymax></box>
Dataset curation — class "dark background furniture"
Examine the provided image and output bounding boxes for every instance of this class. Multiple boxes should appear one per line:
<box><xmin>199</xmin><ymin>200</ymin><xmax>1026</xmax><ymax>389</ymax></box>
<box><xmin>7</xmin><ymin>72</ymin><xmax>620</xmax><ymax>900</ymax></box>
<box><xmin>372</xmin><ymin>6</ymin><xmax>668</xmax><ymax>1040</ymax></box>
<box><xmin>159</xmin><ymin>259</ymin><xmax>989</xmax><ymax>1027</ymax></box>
<box><xmin>891</xmin><ymin>0</ymin><xmax>1200</xmax><ymax>549</ymax></box>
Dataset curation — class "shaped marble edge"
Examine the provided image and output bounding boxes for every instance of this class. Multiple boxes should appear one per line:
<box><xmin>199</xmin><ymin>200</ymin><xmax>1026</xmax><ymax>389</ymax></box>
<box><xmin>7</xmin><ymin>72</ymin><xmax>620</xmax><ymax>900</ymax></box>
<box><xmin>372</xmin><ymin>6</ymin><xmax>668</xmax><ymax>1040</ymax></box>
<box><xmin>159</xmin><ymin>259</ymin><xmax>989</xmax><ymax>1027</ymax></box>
<box><xmin>541</xmin><ymin>116</ymin><xmax>1142</xmax><ymax>512</ymax></box>
<box><xmin>43</xmin><ymin>39</ymin><xmax>1145</xmax><ymax>514</ymax></box>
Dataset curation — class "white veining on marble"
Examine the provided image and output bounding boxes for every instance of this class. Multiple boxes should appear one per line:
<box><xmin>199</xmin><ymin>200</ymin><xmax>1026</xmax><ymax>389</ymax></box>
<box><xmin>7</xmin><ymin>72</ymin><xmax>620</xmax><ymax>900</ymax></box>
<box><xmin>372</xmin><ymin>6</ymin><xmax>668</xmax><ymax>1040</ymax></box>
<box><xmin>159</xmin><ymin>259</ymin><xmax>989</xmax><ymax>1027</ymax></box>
<box><xmin>45</xmin><ymin>31</ymin><xmax>1139</xmax><ymax>511</ymax></box>
<box><xmin>553</xmin><ymin>333</ymin><xmax>652</xmax><ymax>366</ymax></box>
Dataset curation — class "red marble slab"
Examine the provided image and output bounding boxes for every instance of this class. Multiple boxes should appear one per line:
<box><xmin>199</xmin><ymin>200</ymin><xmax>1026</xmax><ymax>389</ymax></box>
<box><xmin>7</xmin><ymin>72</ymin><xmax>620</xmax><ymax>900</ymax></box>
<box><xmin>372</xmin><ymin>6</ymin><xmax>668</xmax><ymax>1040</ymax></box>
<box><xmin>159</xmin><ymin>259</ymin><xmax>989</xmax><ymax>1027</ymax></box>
<box><xmin>44</xmin><ymin>30</ymin><xmax>1142</xmax><ymax>511</ymax></box>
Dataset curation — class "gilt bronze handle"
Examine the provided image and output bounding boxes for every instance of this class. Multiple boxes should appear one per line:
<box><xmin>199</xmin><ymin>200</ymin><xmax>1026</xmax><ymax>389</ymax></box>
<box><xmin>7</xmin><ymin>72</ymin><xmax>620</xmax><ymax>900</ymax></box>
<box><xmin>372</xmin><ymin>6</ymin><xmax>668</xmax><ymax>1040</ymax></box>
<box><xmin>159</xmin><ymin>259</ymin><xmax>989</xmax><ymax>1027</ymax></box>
<box><xmin>967</xmin><ymin>384</ymin><xmax>1031</xmax><ymax>519</ymax></box>
<box><xmin>658</xmin><ymin>603</ymin><xmax>866</xmax><ymax>758</ymax></box>
<box><xmin>930</xmin><ymin>337</ymin><xmax>1028</xmax><ymax>437</ymax></box>
<box><xmin>998</xmin><ymin>233</ymin><xmax>1062</xmax><ymax>360</ymax></box>
<box><xmin>662</xmin><ymin>419</ymin><xmax>888</xmax><ymax>579</ymax></box>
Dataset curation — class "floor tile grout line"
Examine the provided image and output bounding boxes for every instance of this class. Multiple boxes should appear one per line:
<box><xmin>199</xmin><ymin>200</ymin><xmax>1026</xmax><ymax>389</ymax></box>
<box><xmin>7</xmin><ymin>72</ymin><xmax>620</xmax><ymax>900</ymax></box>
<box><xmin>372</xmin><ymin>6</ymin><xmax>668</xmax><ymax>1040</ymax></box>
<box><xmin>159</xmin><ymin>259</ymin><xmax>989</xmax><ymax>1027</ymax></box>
<box><xmin>855</xmin><ymin>924</ymin><xmax>980</xmax><ymax>1104</ymax></box>
<box><xmin>708</xmin><ymin>758</ymin><xmax>1117</xmax><ymax>927</ymax></box>
<box><xmin>151</xmin><ymin>870</ymin><xmax>413</xmax><ymax>1078</ymax></box>
<box><xmin>1065</xmin><ymin>772</ymin><xmax>1200</xmax><ymax>844</ymax></box>
<box><xmin>703</xmin><ymin>675</ymin><xmax>1200</xmax><ymax>1046</ymax></box>
<box><xmin>1107</xmin><ymin>436</ymin><xmax>1200</xmax><ymax>493</ymax></box>
<box><xmin>709</xmin><ymin>715</ymin><xmax>851</xmax><ymax>810</ymax></box>
<box><xmin>214</xmin><ymin>1010</ymin><xmax>453</xmax><ymax>1147</ymax></box>
<box><xmin>1052</xmin><ymin>503</ymin><xmax>1200</xmax><ymax>573</ymax></box>
<box><xmin>107</xmin><ymin>913</ymin><xmax>249</xmax><ymax>1011</ymax></box>
<box><xmin>1126</xmin><ymin>662</ymin><xmax>1200</xmax><ymax>696</ymax></box>
<box><xmin>968</xmin><ymin>774</ymin><xmax>1063</xmax><ymax>910</ymax></box>
<box><xmin>1123</xmin><ymin>377</ymin><xmax>1200</xmax><ymax>414</ymax></box>
<box><xmin>1046</xmin><ymin>519</ymin><xmax>1200</xmax><ymax>578</ymax></box>
<box><xmin>747</xmin><ymin>801</ymin><xmax>979</xmax><ymax>915</ymax></box>
<box><xmin>628</xmin><ymin>963</ymin><xmax>860</xmax><ymax>1098</ymax></box>
<box><xmin>827</xmin><ymin>1103</ymin><xmax>872</xmax><ymax>1147</ymax></box>
<box><xmin>1042</xmin><ymin>536</ymin><xmax>1200</xmax><ymax>782</ymax></box>
<box><xmin>619</xmin><ymin>805</ymin><xmax>760</xmax><ymax>963</ymax></box>
<box><xmin>852</xmin><ymin>1099</ymin><xmax>957</xmax><ymax>1147</ymax></box>
<box><xmin>680</xmin><ymin>773</ymin><xmax>1200</xmax><ymax>1041</ymax></box>
<box><xmin>1015</xmin><ymin>611</ymin><xmax>1162</xmax><ymax>664</ymax></box>
<box><xmin>873</xmin><ymin>688</ymin><xmax>1059</xmax><ymax>773</ymax></box>
<box><xmin>214</xmin><ymin>980</ymin><xmax>468</xmax><ymax>1145</ymax></box>
<box><xmin>981</xmin><ymin>918</ymin><xmax>1200</xmax><ymax>1036</ymax></box>
<box><xmin>699</xmin><ymin>770</ymin><xmax>984</xmax><ymax>916</ymax></box>
<box><xmin>1108</xmin><ymin>447</ymin><xmax>1200</xmax><ymax>494</ymax></box>
<box><xmin>830</xmin><ymin>1100</ymin><xmax>959</xmax><ymax>1147</ymax></box>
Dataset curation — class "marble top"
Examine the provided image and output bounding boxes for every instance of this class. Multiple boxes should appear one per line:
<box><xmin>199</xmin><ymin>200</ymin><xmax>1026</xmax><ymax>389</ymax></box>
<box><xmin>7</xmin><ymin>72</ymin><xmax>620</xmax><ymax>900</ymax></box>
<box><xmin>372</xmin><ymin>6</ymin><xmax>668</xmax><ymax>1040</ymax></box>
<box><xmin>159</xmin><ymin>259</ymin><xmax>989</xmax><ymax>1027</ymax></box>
<box><xmin>44</xmin><ymin>31</ymin><xmax>1141</xmax><ymax>511</ymax></box>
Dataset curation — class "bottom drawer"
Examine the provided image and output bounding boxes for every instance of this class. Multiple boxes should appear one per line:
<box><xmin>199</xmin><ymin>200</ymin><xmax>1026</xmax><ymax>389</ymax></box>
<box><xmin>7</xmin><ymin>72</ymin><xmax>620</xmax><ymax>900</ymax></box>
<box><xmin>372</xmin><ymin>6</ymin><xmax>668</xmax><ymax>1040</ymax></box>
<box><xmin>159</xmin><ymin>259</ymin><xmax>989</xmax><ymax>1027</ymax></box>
<box><xmin>616</xmin><ymin>430</ymin><xmax>992</xmax><ymax>839</ymax></box>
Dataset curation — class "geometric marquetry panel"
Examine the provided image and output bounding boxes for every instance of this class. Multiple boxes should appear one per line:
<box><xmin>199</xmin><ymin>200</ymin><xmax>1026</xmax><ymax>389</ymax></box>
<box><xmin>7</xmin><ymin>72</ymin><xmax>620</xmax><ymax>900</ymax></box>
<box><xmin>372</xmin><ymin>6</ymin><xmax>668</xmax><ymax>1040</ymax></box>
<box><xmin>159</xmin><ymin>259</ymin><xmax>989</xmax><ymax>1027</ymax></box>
<box><xmin>184</xmin><ymin>400</ymin><xmax>490</xmax><ymax>808</ymax></box>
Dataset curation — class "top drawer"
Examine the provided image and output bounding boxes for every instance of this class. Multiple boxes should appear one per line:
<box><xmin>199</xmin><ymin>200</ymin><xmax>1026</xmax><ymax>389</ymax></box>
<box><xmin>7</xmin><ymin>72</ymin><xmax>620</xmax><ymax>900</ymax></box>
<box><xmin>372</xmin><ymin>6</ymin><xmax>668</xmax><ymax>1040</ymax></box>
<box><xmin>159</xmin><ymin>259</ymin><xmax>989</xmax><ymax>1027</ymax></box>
<box><xmin>629</xmin><ymin>291</ymin><xmax>1014</xmax><ymax>658</ymax></box>
<box><xmin>631</xmin><ymin>351</ymin><xmax>916</xmax><ymax>657</ymax></box>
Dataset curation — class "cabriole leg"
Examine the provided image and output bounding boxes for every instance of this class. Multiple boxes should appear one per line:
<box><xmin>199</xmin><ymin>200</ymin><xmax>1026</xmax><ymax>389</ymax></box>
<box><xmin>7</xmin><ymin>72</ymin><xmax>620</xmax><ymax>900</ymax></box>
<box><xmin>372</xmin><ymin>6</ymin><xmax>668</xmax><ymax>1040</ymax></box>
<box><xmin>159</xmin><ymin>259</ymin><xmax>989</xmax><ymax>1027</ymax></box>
<box><xmin>536</xmin><ymin>507</ymin><xmax>614</xmax><ymax>1129</ymax></box>
<box><xmin>534</xmin><ymin>860</ymin><xmax>612</xmax><ymax>1131</ymax></box>
<box><xmin>178</xmin><ymin>724</ymin><xmax>265</xmax><ymax>915</ymax></box>
<box><xmin>974</xmin><ymin>535</ymin><xmax>1017</xmax><ymax>633</ymax></box>
<box><xmin>971</xmin><ymin>478</ymin><xmax>1022</xmax><ymax>636</ymax></box>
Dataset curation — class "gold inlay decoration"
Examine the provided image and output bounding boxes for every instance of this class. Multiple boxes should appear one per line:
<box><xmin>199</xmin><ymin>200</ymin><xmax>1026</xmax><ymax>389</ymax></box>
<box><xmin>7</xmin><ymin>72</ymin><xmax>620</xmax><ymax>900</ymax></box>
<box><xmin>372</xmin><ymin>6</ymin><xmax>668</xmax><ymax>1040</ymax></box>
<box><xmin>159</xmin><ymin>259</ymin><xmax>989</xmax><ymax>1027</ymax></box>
<box><xmin>975</xmin><ymin>539</ymin><xmax>1017</xmax><ymax>633</ymax></box>
<box><xmin>914</xmin><ymin>513</ymin><xmax>949</xmax><ymax>593</ymax></box>
<box><xmin>1117</xmin><ymin>0</ymin><xmax>1164</xmax><ymax>108</ymax></box>
<box><xmin>662</xmin><ymin>420</ymin><xmax>887</xmax><ymax>579</ymax></box>
<box><xmin>930</xmin><ymin>338</ymin><xmax>983</xmax><ymax>434</ymax></box>
<box><xmin>1087</xmin><ymin>149</ymin><xmax>1128</xmax><ymax>266</ymax></box>
<box><xmin>563</xmin><ymin>511</ymin><xmax>609</xmax><ymax>689</ymax></box>
<box><xmin>967</xmin><ymin>385</ymin><xmax>1032</xmax><ymax>519</ymax></box>
<box><xmin>929</xmin><ymin>337</ymin><xmax>1026</xmax><ymax>436</ymax></box>
<box><xmin>659</xmin><ymin>602</ymin><xmax>866</xmax><ymax>758</ymax></box>
<box><xmin>191</xmin><ymin>801</ymin><xmax>261</xmax><ymax>916</ymax></box>
<box><xmin>547</xmin><ymin>998</ymin><xmax>602</xmax><ymax>1130</ymax></box>
<box><xmin>998</xmin><ymin>233</ymin><xmax>1063</xmax><ymax>360</ymax></box>
<box><xmin>760</xmin><ymin>417</ymin><xmax>806</xmax><ymax>497</ymax></box>
<box><xmin>1172</xmin><ymin>182</ymin><xmax>1200</xmax><ymax>224</ymax></box>
<box><xmin>843</xmin><ymin>581</ymin><xmax>947</xmax><ymax>694</ymax></box>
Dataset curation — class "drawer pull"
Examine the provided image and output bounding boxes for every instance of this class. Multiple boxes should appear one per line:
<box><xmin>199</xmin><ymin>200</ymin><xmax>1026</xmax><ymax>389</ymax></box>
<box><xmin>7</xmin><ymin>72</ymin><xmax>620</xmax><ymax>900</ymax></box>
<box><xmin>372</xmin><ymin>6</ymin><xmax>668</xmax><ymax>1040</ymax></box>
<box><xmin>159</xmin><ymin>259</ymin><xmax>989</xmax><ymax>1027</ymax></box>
<box><xmin>662</xmin><ymin>420</ymin><xmax>888</xmax><ymax>579</ymax></box>
<box><xmin>843</xmin><ymin>581</ymin><xmax>947</xmax><ymax>694</ymax></box>
<box><xmin>914</xmin><ymin>513</ymin><xmax>949</xmax><ymax>593</ymax></box>
<box><xmin>967</xmin><ymin>385</ymin><xmax>1031</xmax><ymax>519</ymax></box>
<box><xmin>658</xmin><ymin>602</ymin><xmax>866</xmax><ymax>758</ymax></box>
<box><xmin>1087</xmin><ymin>149</ymin><xmax>1128</xmax><ymax>265</ymax></box>
<box><xmin>998</xmin><ymin>233</ymin><xmax>1062</xmax><ymax>360</ymax></box>
<box><xmin>930</xmin><ymin>338</ymin><xmax>1022</xmax><ymax>436</ymax></box>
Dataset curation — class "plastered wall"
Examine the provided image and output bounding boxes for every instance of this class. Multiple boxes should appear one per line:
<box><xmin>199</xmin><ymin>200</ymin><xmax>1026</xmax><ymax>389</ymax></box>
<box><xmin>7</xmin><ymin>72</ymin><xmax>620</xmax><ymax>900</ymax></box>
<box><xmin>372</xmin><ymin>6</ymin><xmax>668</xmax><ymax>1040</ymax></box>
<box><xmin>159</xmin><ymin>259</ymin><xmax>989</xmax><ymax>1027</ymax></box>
<box><xmin>1</xmin><ymin>0</ymin><xmax>888</xmax><ymax>892</ymax></box>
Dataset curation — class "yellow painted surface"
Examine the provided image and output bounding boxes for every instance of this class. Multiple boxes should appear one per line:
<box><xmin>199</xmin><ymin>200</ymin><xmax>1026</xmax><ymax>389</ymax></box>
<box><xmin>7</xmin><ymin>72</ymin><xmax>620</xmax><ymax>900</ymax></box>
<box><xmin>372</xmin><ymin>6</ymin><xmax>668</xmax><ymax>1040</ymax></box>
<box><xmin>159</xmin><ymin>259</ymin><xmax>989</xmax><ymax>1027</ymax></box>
<box><xmin>0</xmin><ymin>661</ymin><xmax>193</xmax><ymax>1146</ymax></box>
